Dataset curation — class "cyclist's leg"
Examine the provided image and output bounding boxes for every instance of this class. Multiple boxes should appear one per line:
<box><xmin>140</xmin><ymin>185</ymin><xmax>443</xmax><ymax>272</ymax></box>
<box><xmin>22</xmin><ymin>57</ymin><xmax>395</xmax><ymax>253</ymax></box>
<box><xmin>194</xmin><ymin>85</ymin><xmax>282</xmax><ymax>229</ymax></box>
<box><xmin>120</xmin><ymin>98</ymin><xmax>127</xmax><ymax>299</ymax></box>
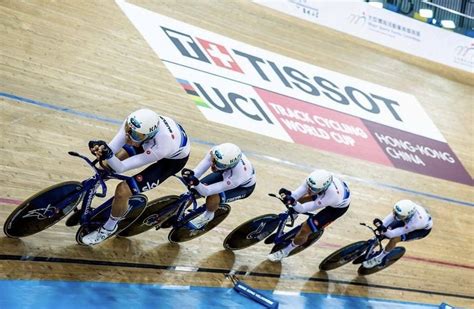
<box><xmin>194</xmin><ymin>173</ymin><xmax>224</xmax><ymax>215</ymax></box>
<box><xmin>82</xmin><ymin>147</ymin><xmax>143</xmax><ymax>245</ymax></box>
<box><xmin>269</xmin><ymin>206</ymin><xmax>349</xmax><ymax>261</ymax></box>
<box><xmin>380</xmin><ymin>220</ymin><xmax>406</xmax><ymax>252</ymax></box>
<box><xmin>386</xmin><ymin>228</ymin><xmax>432</xmax><ymax>251</ymax></box>
<box><xmin>290</xmin><ymin>205</ymin><xmax>348</xmax><ymax>248</ymax></box>
<box><xmin>190</xmin><ymin>175</ymin><xmax>255</xmax><ymax>228</ymax></box>
<box><xmin>109</xmin><ymin>156</ymin><xmax>188</xmax><ymax>226</ymax></box>
<box><xmin>104</xmin><ymin>144</ymin><xmax>144</xmax><ymax>223</ymax></box>
<box><xmin>200</xmin><ymin>173</ymin><xmax>256</xmax><ymax>207</ymax></box>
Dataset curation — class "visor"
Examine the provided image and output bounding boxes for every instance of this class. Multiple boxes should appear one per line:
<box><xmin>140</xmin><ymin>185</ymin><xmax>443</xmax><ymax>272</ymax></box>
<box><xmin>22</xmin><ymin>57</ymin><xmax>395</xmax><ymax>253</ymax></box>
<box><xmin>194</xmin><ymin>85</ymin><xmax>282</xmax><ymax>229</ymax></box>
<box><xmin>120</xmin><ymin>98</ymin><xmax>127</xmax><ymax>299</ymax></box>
<box><xmin>308</xmin><ymin>186</ymin><xmax>324</xmax><ymax>194</ymax></box>
<box><xmin>125</xmin><ymin>123</ymin><xmax>147</xmax><ymax>143</ymax></box>
<box><xmin>211</xmin><ymin>157</ymin><xmax>228</xmax><ymax>170</ymax></box>
<box><xmin>393</xmin><ymin>211</ymin><xmax>405</xmax><ymax>221</ymax></box>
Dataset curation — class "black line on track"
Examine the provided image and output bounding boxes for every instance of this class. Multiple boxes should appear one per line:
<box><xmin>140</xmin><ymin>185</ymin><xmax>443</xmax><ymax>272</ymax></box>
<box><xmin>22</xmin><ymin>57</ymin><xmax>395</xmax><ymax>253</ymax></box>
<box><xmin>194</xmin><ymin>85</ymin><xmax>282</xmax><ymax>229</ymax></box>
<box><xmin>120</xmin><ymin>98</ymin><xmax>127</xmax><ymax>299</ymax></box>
<box><xmin>1</xmin><ymin>254</ymin><xmax>472</xmax><ymax>300</ymax></box>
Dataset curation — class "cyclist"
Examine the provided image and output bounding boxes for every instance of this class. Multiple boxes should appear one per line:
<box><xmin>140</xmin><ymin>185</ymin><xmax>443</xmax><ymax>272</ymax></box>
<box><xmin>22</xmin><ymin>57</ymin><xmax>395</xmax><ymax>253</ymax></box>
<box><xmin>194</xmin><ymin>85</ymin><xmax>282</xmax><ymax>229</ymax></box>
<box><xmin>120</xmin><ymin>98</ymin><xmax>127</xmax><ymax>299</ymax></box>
<box><xmin>180</xmin><ymin>143</ymin><xmax>256</xmax><ymax>229</ymax></box>
<box><xmin>82</xmin><ymin>108</ymin><xmax>190</xmax><ymax>245</ymax></box>
<box><xmin>268</xmin><ymin>169</ymin><xmax>351</xmax><ymax>262</ymax></box>
<box><xmin>363</xmin><ymin>199</ymin><xmax>433</xmax><ymax>268</ymax></box>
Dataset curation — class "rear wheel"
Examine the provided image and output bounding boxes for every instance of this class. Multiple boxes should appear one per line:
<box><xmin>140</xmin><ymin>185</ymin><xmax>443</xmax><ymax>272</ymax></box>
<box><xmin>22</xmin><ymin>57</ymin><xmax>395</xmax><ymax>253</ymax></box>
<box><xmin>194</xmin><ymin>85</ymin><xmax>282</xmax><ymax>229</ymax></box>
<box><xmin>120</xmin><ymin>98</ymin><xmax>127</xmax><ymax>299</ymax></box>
<box><xmin>4</xmin><ymin>181</ymin><xmax>83</xmax><ymax>238</ymax></box>
<box><xmin>75</xmin><ymin>194</ymin><xmax>148</xmax><ymax>245</ymax></box>
<box><xmin>318</xmin><ymin>241</ymin><xmax>369</xmax><ymax>271</ymax></box>
<box><xmin>168</xmin><ymin>204</ymin><xmax>231</xmax><ymax>243</ymax></box>
<box><xmin>117</xmin><ymin>195</ymin><xmax>179</xmax><ymax>237</ymax></box>
<box><xmin>223</xmin><ymin>214</ymin><xmax>279</xmax><ymax>250</ymax></box>
<box><xmin>358</xmin><ymin>247</ymin><xmax>406</xmax><ymax>275</ymax></box>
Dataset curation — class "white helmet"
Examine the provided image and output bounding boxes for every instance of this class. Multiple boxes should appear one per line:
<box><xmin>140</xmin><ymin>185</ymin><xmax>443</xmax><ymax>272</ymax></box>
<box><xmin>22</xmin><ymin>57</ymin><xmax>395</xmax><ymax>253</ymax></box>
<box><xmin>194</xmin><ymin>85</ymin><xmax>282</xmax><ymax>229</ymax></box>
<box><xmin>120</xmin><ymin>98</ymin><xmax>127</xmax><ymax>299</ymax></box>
<box><xmin>125</xmin><ymin>108</ymin><xmax>160</xmax><ymax>143</ymax></box>
<box><xmin>393</xmin><ymin>200</ymin><xmax>417</xmax><ymax>221</ymax></box>
<box><xmin>211</xmin><ymin>143</ymin><xmax>242</xmax><ymax>170</ymax></box>
<box><xmin>306</xmin><ymin>170</ymin><xmax>333</xmax><ymax>194</ymax></box>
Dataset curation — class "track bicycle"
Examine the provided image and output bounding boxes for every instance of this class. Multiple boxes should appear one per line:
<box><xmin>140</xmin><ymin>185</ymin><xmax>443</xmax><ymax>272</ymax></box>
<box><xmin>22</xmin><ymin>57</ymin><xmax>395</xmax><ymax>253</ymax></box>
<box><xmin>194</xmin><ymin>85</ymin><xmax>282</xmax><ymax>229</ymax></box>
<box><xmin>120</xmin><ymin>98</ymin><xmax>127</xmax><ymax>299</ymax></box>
<box><xmin>223</xmin><ymin>193</ymin><xmax>324</xmax><ymax>258</ymax></box>
<box><xmin>117</xmin><ymin>176</ymin><xmax>231</xmax><ymax>243</ymax></box>
<box><xmin>3</xmin><ymin>151</ymin><xmax>147</xmax><ymax>246</ymax></box>
<box><xmin>318</xmin><ymin>219</ymin><xmax>406</xmax><ymax>275</ymax></box>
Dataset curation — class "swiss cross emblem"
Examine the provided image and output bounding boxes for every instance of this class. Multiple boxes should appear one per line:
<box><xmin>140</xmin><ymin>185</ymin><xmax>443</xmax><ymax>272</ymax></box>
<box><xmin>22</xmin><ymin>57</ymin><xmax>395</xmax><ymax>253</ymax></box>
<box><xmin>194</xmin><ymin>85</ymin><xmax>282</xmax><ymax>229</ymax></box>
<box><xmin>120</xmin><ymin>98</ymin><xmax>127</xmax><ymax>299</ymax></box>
<box><xmin>196</xmin><ymin>38</ymin><xmax>243</xmax><ymax>73</ymax></box>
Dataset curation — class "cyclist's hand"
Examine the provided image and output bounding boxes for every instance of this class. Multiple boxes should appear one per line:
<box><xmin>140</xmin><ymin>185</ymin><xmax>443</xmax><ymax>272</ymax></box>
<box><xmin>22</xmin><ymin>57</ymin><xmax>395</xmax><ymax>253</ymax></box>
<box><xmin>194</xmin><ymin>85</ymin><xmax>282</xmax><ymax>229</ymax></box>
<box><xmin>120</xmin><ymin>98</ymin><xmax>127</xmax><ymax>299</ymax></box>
<box><xmin>373</xmin><ymin>218</ymin><xmax>387</xmax><ymax>233</ymax></box>
<box><xmin>278</xmin><ymin>188</ymin><xmax>295</xmax><ymax>206</ymax></box>
<box><xmin>88</xmin><ymin>140</ymin><xmax>113</xmax><ymax>160</ymax></box>
<box><xmin>181</xmin><ymin>168</ymin><xmax>199</xmax><ymax>186</ymax></box>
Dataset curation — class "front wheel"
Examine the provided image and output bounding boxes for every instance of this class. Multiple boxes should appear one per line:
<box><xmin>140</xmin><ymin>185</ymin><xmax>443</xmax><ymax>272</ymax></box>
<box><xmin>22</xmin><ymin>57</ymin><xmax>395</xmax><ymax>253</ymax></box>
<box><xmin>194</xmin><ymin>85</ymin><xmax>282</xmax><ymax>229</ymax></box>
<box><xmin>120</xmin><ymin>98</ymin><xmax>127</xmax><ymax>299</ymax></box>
<box><xmin>270</xmin><ymin>229</ymin><xmax>324</xmax><ymax>257</ymax></box>
<box><xmin>168</xmin><ymin>204</ymin><xmax>231</xmax><ymax>243</ymax></box>
<box><xmin>223</xmin><ymin>214</ymin><xmax>279</xmax><ymax>250</ymax></box>
<box><xmin>319</xmin><ymin>241</ymin><xmax>369</xmax><ymax>271</ymax></box>
<box><xmin>358</xmin><ymin>247</ymin><xmax>406</xmax><ymax>275</ymax></box>
<box><xmin>4</xmin><ymin>181</ymin><xmax>84</xmax><ymax>238</ymax></box>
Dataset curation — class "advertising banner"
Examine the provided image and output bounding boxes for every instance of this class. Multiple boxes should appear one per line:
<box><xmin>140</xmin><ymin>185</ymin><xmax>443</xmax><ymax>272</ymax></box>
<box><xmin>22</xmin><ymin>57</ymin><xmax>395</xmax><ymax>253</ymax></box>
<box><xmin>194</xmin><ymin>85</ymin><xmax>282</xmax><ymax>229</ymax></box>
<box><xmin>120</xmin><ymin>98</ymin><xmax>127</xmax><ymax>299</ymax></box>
<box><xmin>254</xmin><ymin>0</ymin><xmax>474</xmax><ymax>73</ymax></box>
<box><xmin>117</xmin><ymin>0</ymin><xmax>472</xmax><ymax>185</ymax></box>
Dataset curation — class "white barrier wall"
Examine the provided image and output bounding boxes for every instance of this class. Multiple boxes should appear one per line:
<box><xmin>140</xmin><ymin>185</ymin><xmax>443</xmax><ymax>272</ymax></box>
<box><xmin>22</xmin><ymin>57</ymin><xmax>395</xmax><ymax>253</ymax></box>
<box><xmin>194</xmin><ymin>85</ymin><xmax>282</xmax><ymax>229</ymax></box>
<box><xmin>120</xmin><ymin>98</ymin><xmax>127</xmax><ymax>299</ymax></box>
<box><xmin>254</xmin><ymin>0</ymin><xmax>474</xmax><ymax>73</ymax></box>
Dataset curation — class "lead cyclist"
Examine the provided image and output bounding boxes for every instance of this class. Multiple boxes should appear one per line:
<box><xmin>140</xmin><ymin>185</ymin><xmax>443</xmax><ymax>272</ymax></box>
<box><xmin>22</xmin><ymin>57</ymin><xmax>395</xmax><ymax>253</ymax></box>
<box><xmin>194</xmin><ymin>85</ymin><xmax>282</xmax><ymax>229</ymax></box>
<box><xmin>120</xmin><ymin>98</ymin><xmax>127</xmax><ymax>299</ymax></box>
<box><xmin>82</xmin><ymin>108</ymin><xmax>190</xmax><ymax>245</ymax></box>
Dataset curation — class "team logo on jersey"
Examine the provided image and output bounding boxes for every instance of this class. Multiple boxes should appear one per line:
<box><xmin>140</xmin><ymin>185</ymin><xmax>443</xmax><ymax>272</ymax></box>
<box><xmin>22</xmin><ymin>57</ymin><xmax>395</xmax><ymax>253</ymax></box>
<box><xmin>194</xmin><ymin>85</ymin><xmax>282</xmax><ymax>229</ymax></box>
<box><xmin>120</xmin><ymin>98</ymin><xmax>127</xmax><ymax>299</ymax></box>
<box><xmin>142</xmin><ymin>181</ymin><xmax>159</xmax><ymax>191</ymax></box>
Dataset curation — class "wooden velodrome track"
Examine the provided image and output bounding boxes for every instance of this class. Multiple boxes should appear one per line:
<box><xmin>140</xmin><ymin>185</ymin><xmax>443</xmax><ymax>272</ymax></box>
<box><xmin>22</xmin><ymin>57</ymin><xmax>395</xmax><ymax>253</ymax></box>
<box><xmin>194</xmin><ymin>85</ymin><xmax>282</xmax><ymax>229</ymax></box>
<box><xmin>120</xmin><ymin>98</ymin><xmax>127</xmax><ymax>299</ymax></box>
<box><xmin>1</xmin><ymin>0</ymin><xmax>473</xmax><ymax>307</ymax></box>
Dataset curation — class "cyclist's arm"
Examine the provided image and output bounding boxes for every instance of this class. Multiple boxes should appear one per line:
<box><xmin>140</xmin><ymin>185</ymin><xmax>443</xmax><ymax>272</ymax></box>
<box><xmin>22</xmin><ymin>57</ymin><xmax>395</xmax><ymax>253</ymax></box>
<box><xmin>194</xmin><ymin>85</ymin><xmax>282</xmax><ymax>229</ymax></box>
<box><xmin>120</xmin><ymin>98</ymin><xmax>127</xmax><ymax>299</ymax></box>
<box><xmin>194</xmin><ymin>168</ymin><xmax>247</xmax><ymax>197</ymax></box>
<box><xmin>291</xmin><ymin>182</ymin><xmax>307</xmax><ymax>200</ymax></box>
<box><xmin>384</xmin><ymin>219</ymin><xmax>425</xmax><ymax>238</ymax></box>
<box><xmin>106</xmin><ymin>150</ymin><xmax>159</xmax><ymax>173</ymax></box>
<box><xmin>108</xmin><ymin>121</ymin><xmax>127</xmax><ymax>154</ymax></box>
<box><xmin>294</xmin><ymin>200</ymin><xmax>327</xmax><ymax>213</ymax></box>
<box><xmin>382</xmin><ymin>213</ymin><xmax>395</xmax><ymax>227</ymax></box>
<box><xmin>194</xmin><ymin>152</ymin><xmax>212</xmax><ymax>178</ymax></box>
<box><xmin>194</xmin><ymin>179</ymin><xmax>239</xmax><ymax>197</ymax></box>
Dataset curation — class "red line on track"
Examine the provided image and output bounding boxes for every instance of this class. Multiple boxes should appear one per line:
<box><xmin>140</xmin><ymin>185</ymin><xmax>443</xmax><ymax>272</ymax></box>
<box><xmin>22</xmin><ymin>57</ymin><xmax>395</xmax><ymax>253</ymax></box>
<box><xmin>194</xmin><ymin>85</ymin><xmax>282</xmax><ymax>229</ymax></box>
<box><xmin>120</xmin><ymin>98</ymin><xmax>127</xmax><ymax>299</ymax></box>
<box><xmin>0</xmin><ymin>198</ymin><xmax>22</xmax><ymax>205</ymax></box>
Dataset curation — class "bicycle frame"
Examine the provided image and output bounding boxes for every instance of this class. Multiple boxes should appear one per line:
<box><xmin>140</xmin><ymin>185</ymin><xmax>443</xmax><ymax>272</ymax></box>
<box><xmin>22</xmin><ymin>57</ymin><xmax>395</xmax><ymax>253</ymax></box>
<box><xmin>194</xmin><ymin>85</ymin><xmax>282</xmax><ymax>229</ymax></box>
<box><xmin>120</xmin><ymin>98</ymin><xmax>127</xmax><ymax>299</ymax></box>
<box><xmin>267</xmin><ymin>193</ymin><xmax>311</xmax><ymax>245</ymax></box>
<box><xmin>164</xmin><ymin>176</ymin><xmax>203</xmax><ymax>228</ymax></box>
<box><xmin>64</xmin><ymin>151</ymin><xmax>135</xmax><ymax>225</ymax></box>
<box><xmin>358</xmin><ymin>223</ymin><xmax>384</xmax><ymax>261</ymax></box>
